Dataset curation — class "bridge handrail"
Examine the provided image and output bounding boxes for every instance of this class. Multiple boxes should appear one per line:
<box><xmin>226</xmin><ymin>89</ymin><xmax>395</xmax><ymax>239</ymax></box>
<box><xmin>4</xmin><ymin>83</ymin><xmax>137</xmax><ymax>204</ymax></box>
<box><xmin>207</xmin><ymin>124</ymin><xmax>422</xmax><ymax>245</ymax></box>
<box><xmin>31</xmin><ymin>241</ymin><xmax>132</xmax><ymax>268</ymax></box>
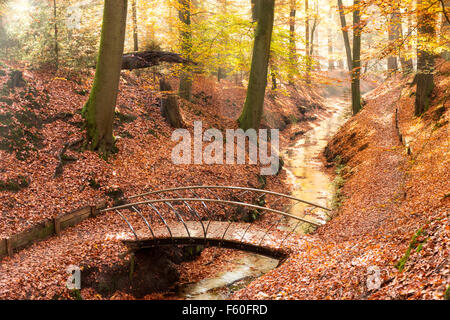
<box><xmin>127</xmin><ymin>186</ymin><xmax>331</xmax><ymax>211</ymax></box>
<box><xmin>100</xmin><ymin>198</ymin><xmax>322</xmax><ymax>227</ymax></box>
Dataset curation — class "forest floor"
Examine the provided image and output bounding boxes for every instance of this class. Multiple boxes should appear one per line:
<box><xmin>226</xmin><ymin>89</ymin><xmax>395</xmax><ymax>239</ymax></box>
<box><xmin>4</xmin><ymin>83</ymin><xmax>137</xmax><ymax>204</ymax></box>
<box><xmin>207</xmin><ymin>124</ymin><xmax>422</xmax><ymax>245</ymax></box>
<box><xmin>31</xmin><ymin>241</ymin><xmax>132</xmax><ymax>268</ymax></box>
<box><xmin>0</xmin><ymin>61</ymin><xmax>329</xmax><ymax>299</ymax></box>
<box><xmin>233</xmin><ymin>60</ymin><xmax>449</xmax><ymax>300</ymax></box>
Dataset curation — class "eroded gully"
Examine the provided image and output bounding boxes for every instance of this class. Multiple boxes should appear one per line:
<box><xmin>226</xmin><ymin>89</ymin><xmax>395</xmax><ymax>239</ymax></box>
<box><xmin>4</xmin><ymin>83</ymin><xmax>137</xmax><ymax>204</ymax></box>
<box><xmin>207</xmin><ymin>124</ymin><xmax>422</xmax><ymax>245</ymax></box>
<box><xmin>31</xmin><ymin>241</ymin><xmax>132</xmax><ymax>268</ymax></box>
<box><xmin>178</xmin><ymin>98</ymin><xmax>350</xmax><ymax>299</ymax></box>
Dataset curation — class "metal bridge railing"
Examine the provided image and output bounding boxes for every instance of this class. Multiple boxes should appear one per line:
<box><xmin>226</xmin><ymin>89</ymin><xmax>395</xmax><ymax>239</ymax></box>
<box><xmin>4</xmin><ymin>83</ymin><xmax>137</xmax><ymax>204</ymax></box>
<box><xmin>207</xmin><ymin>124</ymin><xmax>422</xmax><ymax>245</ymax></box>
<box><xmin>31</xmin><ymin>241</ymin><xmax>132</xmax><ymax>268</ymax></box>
<box><xmin>101</xmin><ymin>186</ymin><xmax>330</xmax><ymax>253</ymax></box>
<box><xmin>127</xmin><ymin>185</ymin><xmax>331</xmax><ymax>211</ymax></box>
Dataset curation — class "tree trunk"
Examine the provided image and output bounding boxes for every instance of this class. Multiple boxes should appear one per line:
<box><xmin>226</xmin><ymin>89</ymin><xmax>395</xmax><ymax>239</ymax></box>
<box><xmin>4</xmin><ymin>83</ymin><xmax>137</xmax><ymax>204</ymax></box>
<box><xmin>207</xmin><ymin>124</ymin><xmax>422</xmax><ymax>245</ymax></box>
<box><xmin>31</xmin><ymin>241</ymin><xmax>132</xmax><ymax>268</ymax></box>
<box><xmin>0</xmin><ymin>17</ymin><xmax>5</xmax><ymax>48</ymax></box>
<box><xmin>351</xmin><ymin>0</ymin><xmax>362</xmax><ymax>115</ymax></box>
<box><xmin>178</xmin><ymin>0</ymin><xmax>193</xmax><ymax>101</ymax></box>
<box><xmin>440</xmin><ymin>0</ymin><xmax>450</xmax><ymax>60</ymax></box>
<box><xmin>310</xmin><ymin>17</ymin><xmax>318</xmax><ymax>56</ymax></box>
<box><xmin>388</xmin><ymin>7</ymin><xmax>410</xmax><ymax>74</ymax></box>
<box><xmin>404</xmin><ymin>13</ymin><xmax>415</xmax><ymax>71</ymax></box>
<box><xmin>310</xmin><ymin>15</ymin><xmax>320</xmax><ymax>71</ymax></box>
<box><xmin>336</xmin><ymin>21</ymin><xmax>345</xmax><ymax>70</ymax></box>
<box><xmin>218</xmin><ymin>66</ymin><xmax>225</xmax><ymax>81</ymax></box>
<box><xmin>217</xmin><ymin>0</ymin><xmax>229</xmax><ymax>82</ymax></box>
<box><xmin>415</xmin><ymin>0</ymin><xmax>437</xmax><ymax>116</ymax></box>
<box><xmin>337</xmin><ymin>0</ymin><xmax>352</xmax><ymax>73</ymax></box>
<box><xmin>82</xmin><ymin>0</ymin><xmax>128</xmax><ymax>154</ymax></box>
<box><xmin>387</xmin><ymin>9</ymin><xmax>400</xmax><ymax>74</ymax></box>
<box><xmin>132</xmin><ymin>0</ymin><xmax>138</xmax><ymax>51</ymax></box>
<box><xmin>305</xmin><ymin>0</ymin><xmax>311</xmax><ymax>82</ymax></box>
<box><xmin>160</xmin><ymin>79</ymin><xmax>184</xmax><ymax>128</ymax></box>
<box><xmin>251</xmin><ymin>0</ymin><xmax>260</xmax><ymax>22</ymax></box>
<box><xmin>328</xmin><ymin>2</ymin><xmax>334</xmax><ymax>70</ymax></box>
<box><xmin>288</xmin><ymin>0</ymin><xmax>296</xmax><ymax>84</ymax></box>
<box><xmin>53</xmin><ymin>0</ymin><xmax>59</xmax><ymax>70</ymax></box>
<box><xmin>238</xmin><ymin>0</ymin><xmax>275</xmax><ymax>130</ymax></box>
<box><xmin>310</xmin><ymin>1</ymin><xmax>319</xmax><ymax>62</ymax></box>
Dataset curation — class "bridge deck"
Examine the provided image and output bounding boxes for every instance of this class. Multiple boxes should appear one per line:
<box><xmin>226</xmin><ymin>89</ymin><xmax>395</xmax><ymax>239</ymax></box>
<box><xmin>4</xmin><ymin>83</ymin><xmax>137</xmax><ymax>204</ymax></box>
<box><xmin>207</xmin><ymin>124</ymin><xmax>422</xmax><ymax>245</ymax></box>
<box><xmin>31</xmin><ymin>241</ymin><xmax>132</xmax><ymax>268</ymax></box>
<box><xmin>121</xmin><ymin>221</ymin><xmax>291</xmax><ymax>259</ymax></box>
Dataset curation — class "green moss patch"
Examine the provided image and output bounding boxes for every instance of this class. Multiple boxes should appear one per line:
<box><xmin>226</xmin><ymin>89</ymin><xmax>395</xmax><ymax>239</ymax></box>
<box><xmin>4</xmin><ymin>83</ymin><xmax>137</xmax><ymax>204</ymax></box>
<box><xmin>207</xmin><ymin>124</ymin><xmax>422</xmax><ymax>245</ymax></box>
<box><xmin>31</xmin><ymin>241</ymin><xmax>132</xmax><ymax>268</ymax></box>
<box><xmin>0</xmin><ymin>78</ymin><xmax>48</xmax><ymax>160</ymax></box>
<box><xmin>331</xmin><ymin>156</ymin><xmax>347</xmax><ymax>210</ymax></box>
<box><xmin>115</xmin><ymin>111</ymin><xmax>137</xmax><ymax>124</ymax></box>
<box><xmin>0</xmin><ymin>175</ymin><xmax>30</xmax><ymax>192</ymax></box>
<box><xmin>395</xmin><ymin>227</ymin><xmax>428</xmax><ymax>272</ymax></box>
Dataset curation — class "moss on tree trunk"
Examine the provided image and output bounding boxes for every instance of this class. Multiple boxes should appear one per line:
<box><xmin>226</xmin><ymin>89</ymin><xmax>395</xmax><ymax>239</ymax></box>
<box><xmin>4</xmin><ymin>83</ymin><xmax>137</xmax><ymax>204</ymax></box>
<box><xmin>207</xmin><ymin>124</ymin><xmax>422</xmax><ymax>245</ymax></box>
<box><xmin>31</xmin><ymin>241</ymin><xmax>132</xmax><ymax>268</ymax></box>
<box><xmin>82</xmin><ymin>0</ymin><xmax>128</xmax><ymax>154</ymax></box>
<box><xmin>238</xmin><ymin>0</ymin><xmax>275</xmax><ymax>130</ymax></box>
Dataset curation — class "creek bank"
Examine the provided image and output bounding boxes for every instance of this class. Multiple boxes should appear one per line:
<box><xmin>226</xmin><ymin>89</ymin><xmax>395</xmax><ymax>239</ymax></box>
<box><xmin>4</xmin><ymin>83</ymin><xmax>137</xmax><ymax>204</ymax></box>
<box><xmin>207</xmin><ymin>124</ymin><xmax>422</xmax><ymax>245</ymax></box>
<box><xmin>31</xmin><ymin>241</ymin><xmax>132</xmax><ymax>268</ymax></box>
<box><xmin>81</xmin><ymin>246</ymin><xmax>203</xmax><ymax>298</ymax></box>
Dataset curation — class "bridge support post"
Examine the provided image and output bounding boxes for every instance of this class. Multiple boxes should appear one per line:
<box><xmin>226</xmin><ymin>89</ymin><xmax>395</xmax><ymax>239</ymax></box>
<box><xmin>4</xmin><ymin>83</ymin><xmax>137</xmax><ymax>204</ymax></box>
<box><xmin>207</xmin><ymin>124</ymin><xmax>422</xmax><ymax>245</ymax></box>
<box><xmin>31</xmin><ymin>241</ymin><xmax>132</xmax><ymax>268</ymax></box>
<box><xmin>129</xmin><ymin>252</ymin><xmax>135</xmax><ymax>281</ymax></box>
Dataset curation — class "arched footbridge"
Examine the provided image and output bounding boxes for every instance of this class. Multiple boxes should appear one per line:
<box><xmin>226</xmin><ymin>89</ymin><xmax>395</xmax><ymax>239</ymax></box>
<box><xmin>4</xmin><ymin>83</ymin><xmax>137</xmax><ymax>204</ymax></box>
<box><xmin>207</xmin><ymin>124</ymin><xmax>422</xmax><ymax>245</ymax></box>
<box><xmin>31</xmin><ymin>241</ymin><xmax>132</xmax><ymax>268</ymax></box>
<box><xmin>101</xmin><ymin>186</ymin><xmax>331</xmax><ymax>259</ymax></box>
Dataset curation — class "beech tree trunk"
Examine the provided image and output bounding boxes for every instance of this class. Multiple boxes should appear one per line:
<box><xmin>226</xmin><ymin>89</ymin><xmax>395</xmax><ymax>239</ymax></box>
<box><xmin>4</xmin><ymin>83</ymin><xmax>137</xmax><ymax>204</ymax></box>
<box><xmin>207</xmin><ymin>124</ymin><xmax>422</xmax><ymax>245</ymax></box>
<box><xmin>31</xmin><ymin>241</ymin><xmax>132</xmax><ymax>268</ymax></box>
<box><xmin>53</xmin><ymin>0</ymin><xmax>58</xmax><ymax>70</ymax></box>
<box><xmin>288</xmin><ymin>0</ymin><xmax>296</xmax><ymax>84</ymax></box>
<box><xmin>337</xmin><ymin>0</ymin><xmax>352</xmax><ymax>73</ymax></box>
<box><xmin>0</xmin><ymin>18</ymin><xmax>5</xmax><ymax>45</ymax></box>
<box><xmin>178</xmin><ymin>0</ymin><xmax>193</xmax><ymax>101</ymax></box>
<box><xmin>82</xmin><ymin>0</ymin><xmax>128</xmax><ymax>154</ymax></box>
<box><xmin>387</xmin><ymin>9</ymin><xmax>401</xmax><ymax>74</ymax></box>
<box><xmin>305</xmin><ymin>0</ymin><xmax>311</xmax><ymax>83</ymax></box>
<box><xmin>310</xmin><ymin>17</ymin><xmax>318</xmax><ymax>56</ymax></box>
<box><xmin>132</xmin><ymin>0</ymin><xmax>138</xmax><ymax>51</ymax></box>
<box><xmin>415</xmin><ymin>0</ymin><xmax>437</xmax><ymax>116</ymax></box>
<box><xmin>404</xmin><ymin>14</ymin><xmax>414</xmax><ymax>72</ymax></box>
<box><xmin>251</xmin><ymin>0</ymin><xmax>260</xmax><ymax>22</ymax></box>
<box><xmin>351</xmin><ymin>0</ymin><xmax>362</xmax><ymax>115</ymax></box>
<box><xmin>310</xmin><ymin>1</ymin><xmax>319</xmax><ymax>63</ymax></box>
<box><xmin>440</xmin><ymin>0</ymin><xmax>450</xmax><ymax>60</ymax></box>
<box><xmin>238</xmin><ymin>0</ymin><xmax>275</xmax><ymax>130</ymax></box>
<box><xmin>310</xmin><ymin>17</ymin><xmax>320</xmax><ymax>72</ymax></box>
<box><xmin>328</xmin><ymin>2</ymin><xmax>334</xmax><ymax>70</ymax></box>
<box><xmin>217</xmin><ymin>0</ymin><xmax>229</xmax><ymax>82</ymax></box>
<box><xmin>389</xmin><ymin>7</ymin><xmax>410</xmax><ymax>74</ymax></box>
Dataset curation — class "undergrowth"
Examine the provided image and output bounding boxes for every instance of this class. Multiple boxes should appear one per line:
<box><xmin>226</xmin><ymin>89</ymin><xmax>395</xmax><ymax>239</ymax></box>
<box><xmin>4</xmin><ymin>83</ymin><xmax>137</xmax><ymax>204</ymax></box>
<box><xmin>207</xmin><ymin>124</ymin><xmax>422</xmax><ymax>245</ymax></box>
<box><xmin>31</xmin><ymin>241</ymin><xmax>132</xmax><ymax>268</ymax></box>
<box><xmin>331</xmin><ymin>155</ymin><xmax>347</xmax><ymax>210</ymax></box>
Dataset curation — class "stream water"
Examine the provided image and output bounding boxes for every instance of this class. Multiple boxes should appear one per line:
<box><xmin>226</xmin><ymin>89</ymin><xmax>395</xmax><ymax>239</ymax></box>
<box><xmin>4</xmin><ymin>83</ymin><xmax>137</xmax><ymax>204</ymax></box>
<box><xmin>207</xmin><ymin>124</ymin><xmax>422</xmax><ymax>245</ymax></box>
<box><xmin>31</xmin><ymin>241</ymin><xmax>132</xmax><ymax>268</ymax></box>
<box><xmin>178</xmin><ymin>98</ymin><xmax>350</xmax><ymax>300</ymax></box>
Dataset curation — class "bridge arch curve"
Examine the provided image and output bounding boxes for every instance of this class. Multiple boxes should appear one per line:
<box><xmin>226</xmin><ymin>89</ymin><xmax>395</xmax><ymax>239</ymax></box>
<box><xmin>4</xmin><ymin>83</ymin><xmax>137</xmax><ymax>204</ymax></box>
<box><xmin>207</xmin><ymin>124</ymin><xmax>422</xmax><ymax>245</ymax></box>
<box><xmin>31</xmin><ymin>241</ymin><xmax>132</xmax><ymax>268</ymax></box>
<box><xmin>102</xmin><ymin>186</ymin><xmax>329</xmax><ymax>256</ymax></box>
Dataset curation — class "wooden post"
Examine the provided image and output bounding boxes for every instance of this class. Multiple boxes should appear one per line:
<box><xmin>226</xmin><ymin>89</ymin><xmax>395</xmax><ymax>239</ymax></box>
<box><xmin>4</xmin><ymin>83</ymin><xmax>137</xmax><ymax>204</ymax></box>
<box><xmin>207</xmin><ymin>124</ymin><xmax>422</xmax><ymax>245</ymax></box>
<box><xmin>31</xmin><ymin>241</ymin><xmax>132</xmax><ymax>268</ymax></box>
<box><xmin>6</xmin><ymin>238</ymin><xmax>13</xmax><ymax>257</ymax></box>
<box><xmin>54</xmin><ymin>217</ymin><xmax>61</xmax><ymax>236</ymax></box>
<box><xmin>90</xmin><ymin>205</ymin><xmax>98</xmax><ymax>217</ymax></box>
